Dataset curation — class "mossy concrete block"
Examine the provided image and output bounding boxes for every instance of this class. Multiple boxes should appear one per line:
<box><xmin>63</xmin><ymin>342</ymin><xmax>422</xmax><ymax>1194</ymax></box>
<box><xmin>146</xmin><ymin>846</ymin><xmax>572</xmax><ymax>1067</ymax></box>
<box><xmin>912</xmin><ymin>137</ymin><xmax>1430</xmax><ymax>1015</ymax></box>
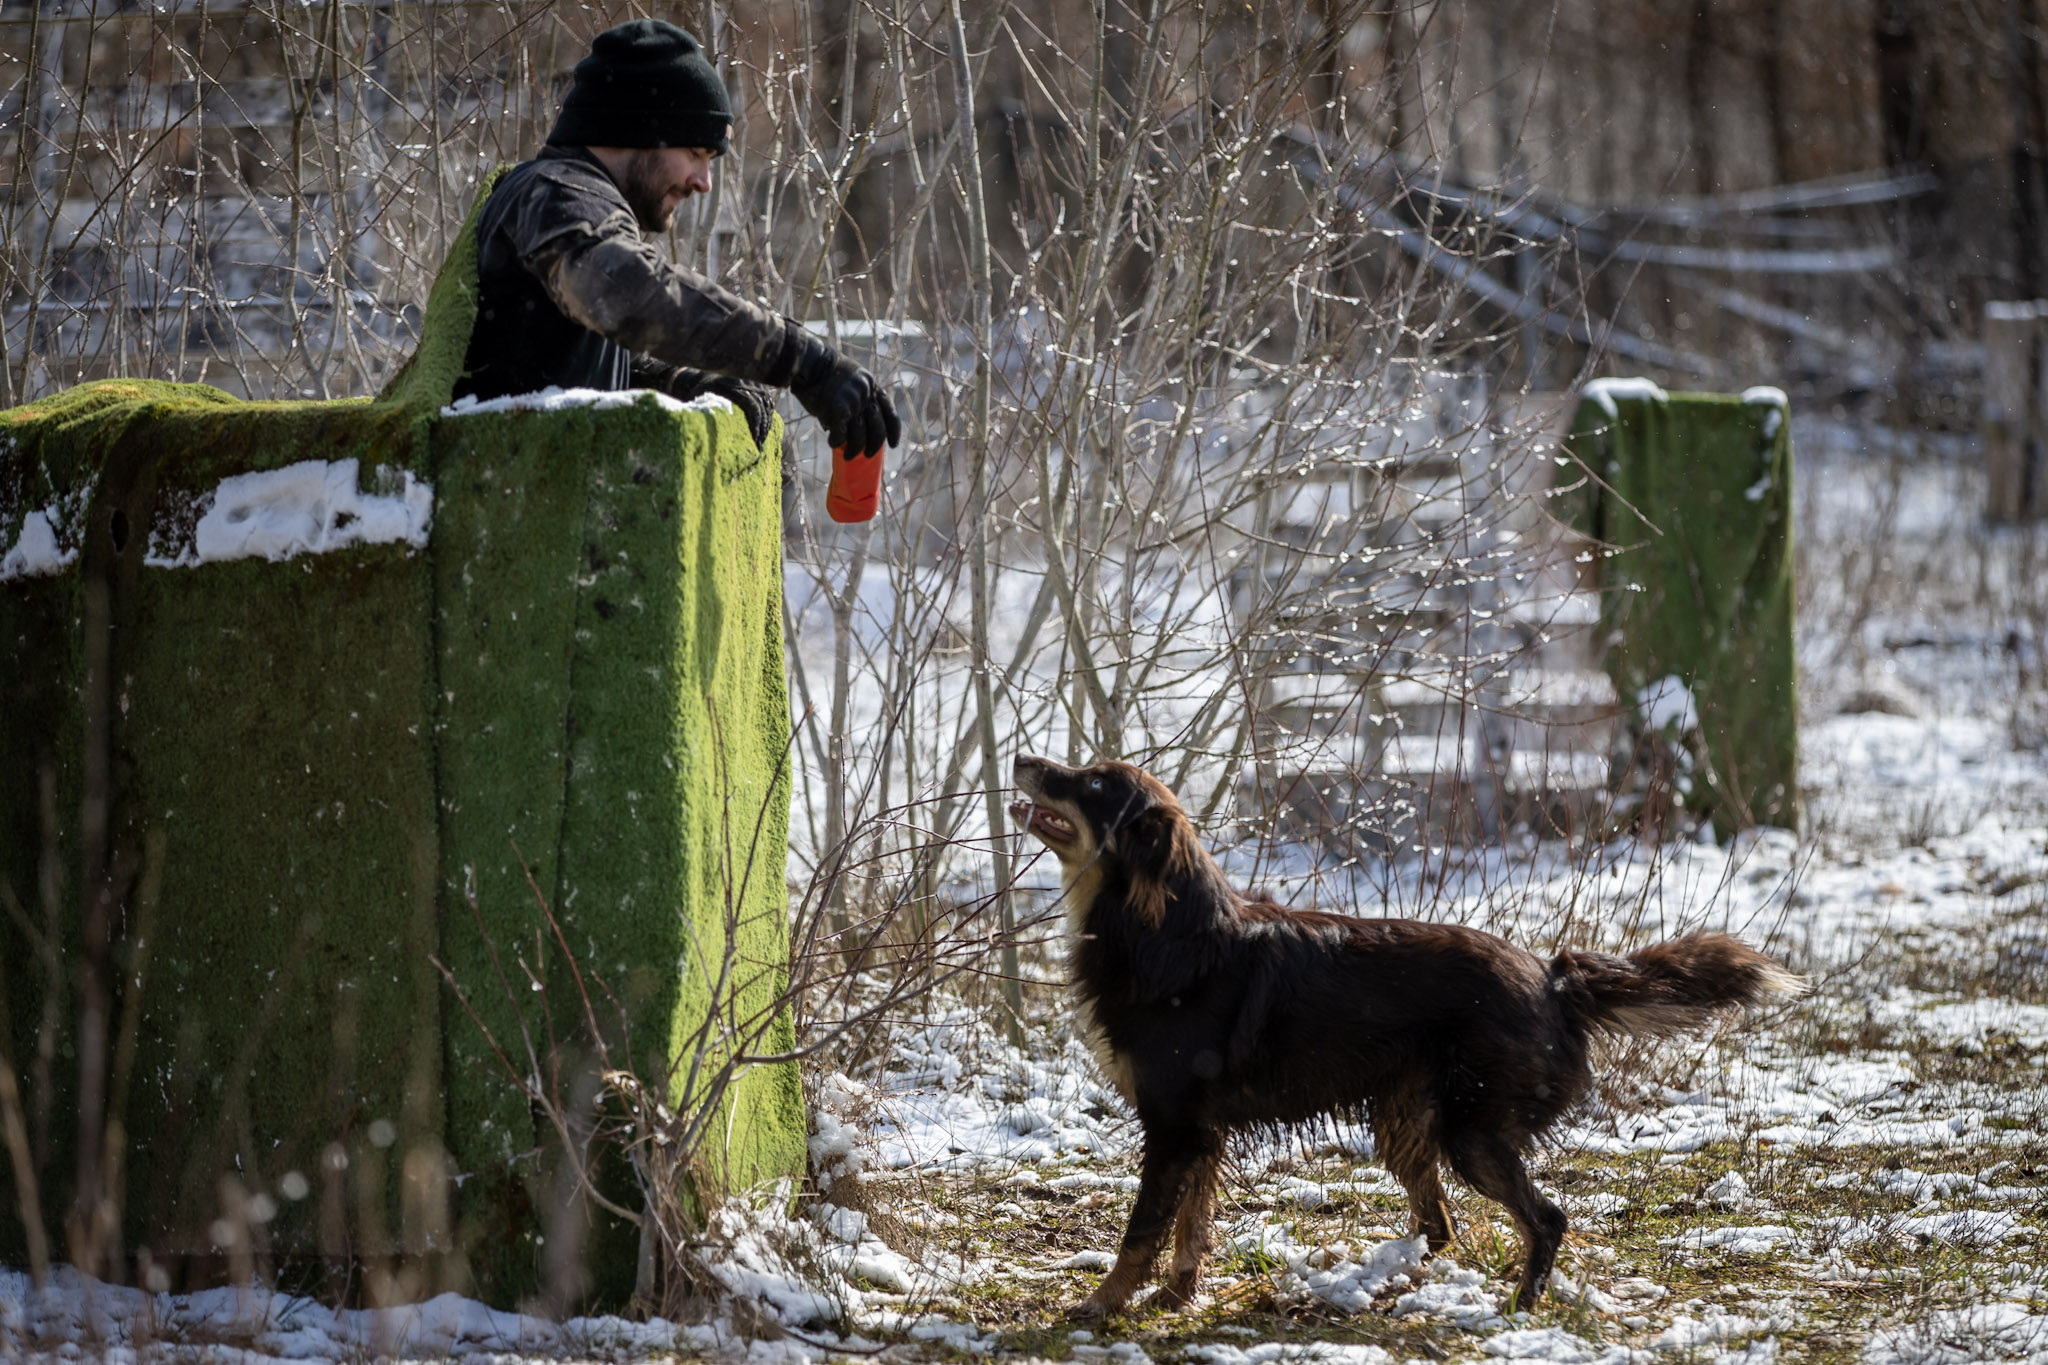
<box><xmin>1565</xmin><ymin>386</ymin><xmax>1798</xmax><ymax>834</ymax></box>
<box><xmin>0</xmin><ymin>183</ymin><xmax>802</xmax><ymax>1307</ymax></box>
<box><xmin>430</xmin><ymin>395</ymin><xmax>803</xmax><ymax>1304</ymax></box>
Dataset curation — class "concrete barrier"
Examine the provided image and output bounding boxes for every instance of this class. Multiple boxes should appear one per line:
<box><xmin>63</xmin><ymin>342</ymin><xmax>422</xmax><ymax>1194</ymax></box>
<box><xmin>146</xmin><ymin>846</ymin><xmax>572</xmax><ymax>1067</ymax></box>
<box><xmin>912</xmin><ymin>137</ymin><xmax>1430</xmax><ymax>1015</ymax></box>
<box><xmin>0</xmin><ymin>181</ymin><xmax>803</xmax><ymax>1307</ymax></box>
<box><xmin>1565</xmin><ymin>380</ymin><xmax>1799</xmax><ymax>836</ymax></box>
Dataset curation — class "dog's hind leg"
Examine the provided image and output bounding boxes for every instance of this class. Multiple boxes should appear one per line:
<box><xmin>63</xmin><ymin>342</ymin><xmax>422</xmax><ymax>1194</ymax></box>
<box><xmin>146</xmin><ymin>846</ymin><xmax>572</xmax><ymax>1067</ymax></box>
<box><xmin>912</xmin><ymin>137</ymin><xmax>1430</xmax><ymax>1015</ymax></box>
<box><xmin>1069</xmin><ymin>1127</ymin><xmax>1213</xmax><ymax>1321</ymax></box>
<box><xmin>1156</xmin><ymin>1144</ymin><xmax>1223</xmax><ymax>1309</ymax></box>
<box><xmin>1444</xmin><ymin>1126</ymin><xmax>1567</xmax><ymax>1309</ymax></box>
<box><xmin>1373</xmin><ymin>1096</ymin><xmax>1454</xmax><ymax>1252</ymax></box>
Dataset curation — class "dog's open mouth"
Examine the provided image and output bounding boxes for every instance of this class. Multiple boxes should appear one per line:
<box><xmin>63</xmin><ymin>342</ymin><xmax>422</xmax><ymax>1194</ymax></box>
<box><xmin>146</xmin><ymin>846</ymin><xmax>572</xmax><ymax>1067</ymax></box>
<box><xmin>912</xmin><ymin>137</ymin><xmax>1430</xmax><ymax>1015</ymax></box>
<box><xmin>1008</xmin><ymin>798</ymin><xmax>1077</xmax><ymax>844</ymax></box>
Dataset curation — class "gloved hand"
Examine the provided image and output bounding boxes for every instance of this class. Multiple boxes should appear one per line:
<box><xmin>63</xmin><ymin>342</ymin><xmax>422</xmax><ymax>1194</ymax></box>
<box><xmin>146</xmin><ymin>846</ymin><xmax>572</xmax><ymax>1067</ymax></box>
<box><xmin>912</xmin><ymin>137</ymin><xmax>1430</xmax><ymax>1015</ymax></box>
<box><xmin>645</xmin><ymin>365</ymin><xmax>778</xmax><ymax>448</ymax></box>
<box><xmin>702</xmin><ymin>376</ymin><xmax>778</xmax><ymax>448</ymax></box>
<box><xmin>789</xmin><ymin>350</ymin><xmax>902</xmax><ymax>459</ymax></box>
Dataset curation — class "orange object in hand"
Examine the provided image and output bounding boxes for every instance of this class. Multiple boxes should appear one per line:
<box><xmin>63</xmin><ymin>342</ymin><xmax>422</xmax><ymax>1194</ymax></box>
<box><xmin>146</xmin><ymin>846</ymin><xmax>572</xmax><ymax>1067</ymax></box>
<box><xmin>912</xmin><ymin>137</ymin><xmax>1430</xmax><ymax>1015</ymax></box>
<box><xmin>826</xmin><ymin>442</ymin><xmax>884</xmax><ymax>523</ymax></box>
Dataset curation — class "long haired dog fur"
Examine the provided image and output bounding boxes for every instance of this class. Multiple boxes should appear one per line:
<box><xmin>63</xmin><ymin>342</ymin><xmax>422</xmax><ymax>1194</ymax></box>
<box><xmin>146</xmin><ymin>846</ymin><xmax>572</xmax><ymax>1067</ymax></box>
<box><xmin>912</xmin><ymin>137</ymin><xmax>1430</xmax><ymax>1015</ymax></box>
<box><xmin>1009</xmin><ymin>754</ymin><xmax>1803</xmax><ymax>1320</ymax></box>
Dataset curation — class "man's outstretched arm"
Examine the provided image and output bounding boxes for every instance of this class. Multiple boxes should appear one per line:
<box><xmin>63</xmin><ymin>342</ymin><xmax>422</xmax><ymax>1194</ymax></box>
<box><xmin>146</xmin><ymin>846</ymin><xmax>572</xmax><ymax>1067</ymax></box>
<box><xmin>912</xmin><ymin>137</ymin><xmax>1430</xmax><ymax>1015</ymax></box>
<box><xmin>518</xmin><ymin>200</ymin><xmax>900</xmax><ymax>455</ymax></box>
<box><xmin>537</xmin><ymin>217</ymin><xmax>792</xmax><ymax>380</ymax></box>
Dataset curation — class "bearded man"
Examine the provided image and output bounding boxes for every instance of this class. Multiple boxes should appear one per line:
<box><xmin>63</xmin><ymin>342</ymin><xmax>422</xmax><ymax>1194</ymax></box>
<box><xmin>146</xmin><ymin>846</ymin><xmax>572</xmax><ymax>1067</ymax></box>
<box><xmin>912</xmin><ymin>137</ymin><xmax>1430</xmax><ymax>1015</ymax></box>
<box><xmin>454</xmin><ymin>19</ymin><xmax>900</xmax><ymax>461</ymax></box>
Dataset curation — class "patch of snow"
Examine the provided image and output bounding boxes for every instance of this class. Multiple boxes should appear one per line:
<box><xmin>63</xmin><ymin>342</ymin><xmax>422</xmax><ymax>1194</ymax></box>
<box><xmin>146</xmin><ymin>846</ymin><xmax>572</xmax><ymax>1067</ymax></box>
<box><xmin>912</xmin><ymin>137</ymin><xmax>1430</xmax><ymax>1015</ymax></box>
<box><xmin>1345</xmin><ymin>1167</ymin><xmax>1406</xmax><ymax>1196</ymax></box>
<box><xmin>1651</xmin><ymin>1310</ymin><xmax>1789</xmax><ymax>1351</ymax></box>
<box><xmin>1661</xmin><ymin>1224</ymin><xmax>1799</xmax><ymax>1255</ymax></box>
<box><xmin>1822</xmin><ymin>1209</ymin><xmax>2022</xmax><ymax>1248</ymax></box>
<box><xmin>1281</xmin><ymin>1235</ymin><xmax>1429</xmax><ymax>1314</ymax></box>
<box><xmin>1055</xmin><ymin>1250</ymin><xmax>1118</xmax><ymax>1271</ymax></box>
<box><xmin>904</xmin><ymin>1315</ymin><xmax>996</xmax><ymax>1354</ymax></box>
<box><xmin>849</xmin><ymin>1009</ymin><xmax>1126</xmax><ymax>1170</ymax></box>
<box><xmin>1215</xmin><ymin>1213</ymin><xmax>1426</xmax><ymax>1315</ymax></box>
<box><xmin>1820</xmin><ymin>1166</ymin><xmax>2040</xmax><ymax>1207</ymax></box>
<box><xmin>1186</xmin><ymin>1343</ymin><xmax>1396</xmax><ymax>1365</ymax></box>
<box><xmin>810</xmin><ymin>1072</ymin><xmax>873</xmax><ymax>1193</ymax></box>
<box><xmin>1550</xmin><ymin>1035</ymin><xmax>2016</xmax><ymax>1160</ymax></box>
<box><xmin>695</xmin><ymin>1188</ymin><xmax>846</xmax><ymax>1328</ymax></box>
<box><xmin>1711</xmin><ymin>1343</ymin><xmax>1781</xmax><ymax>1365</ymax></box>
<box><xmin>1704</xmin><ymin>1170</ymin><xmax>1754</xmax><ymax>1208</ymax></box>
<box><xmin>1392</xmin><ymin>1257</ymin><xmax>1505</xmax><ymax>1330</ymax></box>
<box><xmin>1742</xmin><ymin>386</ymin><xmax>1788</xmax><ymax>439</ymax></box>
<box><xmin>1047</xmin><ymin>1172</ymin><xmax>1143</xmax><ymax>1192</ymax></box>
<box><xmin>0</xmin><ymin>508</ymin><xmax>73</xmax><ymax>581</ymax></box>
<box><xmin>1274</xmin><ymin>1175</ymin><xmax>1335</xmax><ymax>1208</ymax></box>
<box><xmin>1860</xmin><ymin>1302</ymin><xmax>2048</xmax><ymax>1365</ymax></box>
<box><xmin>1483</xmin><ymin>1325</ymin><xmax>1645</xmax><ymax>1364</ymax></box>
<box><xmin>0</xmin><ymin>1261</ymin><xmax>786</xmax><ymax>1361</ymax></box>
<box><xmin>440</xmin><ymin>384</ymin><xmax>736</xmax><ymax>417</ymax></box>
<box><xmin>1638</xmin><ymin>674</ymin><xmax>1700</xmax><ymax>733</ymax></box>
<box><xmin>1582</xmin><ymin>376</ymin><xmax>1670</xmax><ymax>419</ymax></box>
<box><xmin>1884</xmin><ymin>995</ymin><xmax>2048</xmax><ymax>1050</ymax></box>
<box><xmin>1984</xmin><ymin>300</ymin><xmax>2048</xmax><ymax>322</ymax></box>
<box><xmin>675</xmin><ymin>1183</ymin><xmax>992</xmax><ymax>1345</ymax></box>
<box><xmin>1548</xmin><ymin>1272</ymin><xmax>1625</xmax><ymax>1312</ymax></box>
<box><xmin>143</xmin><ymin>459</ymin><xmax>432</xmax><ymax>568</ymax></box>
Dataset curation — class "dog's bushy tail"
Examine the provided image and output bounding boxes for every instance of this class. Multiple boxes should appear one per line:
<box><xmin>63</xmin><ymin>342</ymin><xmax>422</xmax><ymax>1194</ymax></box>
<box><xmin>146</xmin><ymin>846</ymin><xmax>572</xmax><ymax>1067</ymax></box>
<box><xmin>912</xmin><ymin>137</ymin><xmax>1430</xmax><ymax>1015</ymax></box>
<box><xmin>1553</xmin><ymin>933</ymin><xmax>1806</xmax><ymax>1037</ymax></box>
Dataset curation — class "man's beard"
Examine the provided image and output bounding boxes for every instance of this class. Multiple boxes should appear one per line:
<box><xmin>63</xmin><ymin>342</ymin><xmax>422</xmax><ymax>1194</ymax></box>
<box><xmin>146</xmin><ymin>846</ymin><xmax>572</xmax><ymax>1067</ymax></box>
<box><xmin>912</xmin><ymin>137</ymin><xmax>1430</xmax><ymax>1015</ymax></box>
<box><xmin>618</xmin><ymin>149</ymin><xmax>678</xmax><ymax>233</ymax></box>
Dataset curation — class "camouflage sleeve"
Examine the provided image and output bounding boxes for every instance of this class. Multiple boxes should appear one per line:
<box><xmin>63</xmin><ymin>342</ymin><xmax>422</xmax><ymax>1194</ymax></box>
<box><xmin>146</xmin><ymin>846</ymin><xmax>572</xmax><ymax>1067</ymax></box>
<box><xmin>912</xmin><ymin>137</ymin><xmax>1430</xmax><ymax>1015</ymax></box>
<box><xmin>501</xmin><ymin>162</ymin><xmax>815</xmax><ymax>386</ymax></box>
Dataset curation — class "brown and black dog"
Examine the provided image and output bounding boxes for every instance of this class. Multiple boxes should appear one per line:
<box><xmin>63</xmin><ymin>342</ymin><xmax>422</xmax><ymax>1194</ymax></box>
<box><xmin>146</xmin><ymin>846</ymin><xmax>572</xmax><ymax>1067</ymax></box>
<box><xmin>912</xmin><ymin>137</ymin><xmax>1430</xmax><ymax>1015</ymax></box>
<box><xmin>1009</xmin><ymin>754</ymin><xmax>1802</xmax><ymax>1320</ymax></box>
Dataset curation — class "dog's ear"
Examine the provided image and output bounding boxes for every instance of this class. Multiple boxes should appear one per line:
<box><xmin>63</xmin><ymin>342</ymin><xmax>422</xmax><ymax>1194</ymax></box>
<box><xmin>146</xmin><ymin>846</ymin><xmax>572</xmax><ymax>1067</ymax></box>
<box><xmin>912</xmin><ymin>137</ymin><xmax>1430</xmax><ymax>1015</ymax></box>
<box><xmin>1115</xmin><ymin>805</ymin><xmax>1185</xmax><ymax>927</ymax></box>
<box><xmin>1114</xmin><ymin>804</ymin><xmax>1177</xmax><ymax>870</ymax></box>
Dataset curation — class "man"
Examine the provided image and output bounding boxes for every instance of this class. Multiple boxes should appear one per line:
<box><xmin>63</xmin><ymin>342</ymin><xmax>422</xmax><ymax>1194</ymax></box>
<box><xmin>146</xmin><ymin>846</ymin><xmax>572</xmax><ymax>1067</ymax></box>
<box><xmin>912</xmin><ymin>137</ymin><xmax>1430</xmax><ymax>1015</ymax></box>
<box><xmin>455</xmin><ymin>19</ymin><xmax>900</xmax><ymax>462</ymax></box>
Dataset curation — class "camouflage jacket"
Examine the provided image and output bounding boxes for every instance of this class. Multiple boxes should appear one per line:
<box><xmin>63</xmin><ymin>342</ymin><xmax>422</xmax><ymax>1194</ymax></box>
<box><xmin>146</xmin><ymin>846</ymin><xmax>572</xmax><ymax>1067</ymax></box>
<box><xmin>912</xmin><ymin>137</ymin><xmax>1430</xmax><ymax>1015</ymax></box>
<box><xmin>455</xmin><ymin>146</ymin><xmax>812</xmax><ymax>403</ymax></box>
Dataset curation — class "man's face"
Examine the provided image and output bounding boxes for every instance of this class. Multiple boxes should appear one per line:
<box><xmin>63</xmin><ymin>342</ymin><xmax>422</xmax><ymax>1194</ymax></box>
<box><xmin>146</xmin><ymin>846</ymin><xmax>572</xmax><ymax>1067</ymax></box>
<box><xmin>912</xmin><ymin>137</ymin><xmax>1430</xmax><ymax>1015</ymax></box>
<box><xmin>615</xmin><ymin>146</ymin><xmax>717</xmax><ymax>233</ymax></box>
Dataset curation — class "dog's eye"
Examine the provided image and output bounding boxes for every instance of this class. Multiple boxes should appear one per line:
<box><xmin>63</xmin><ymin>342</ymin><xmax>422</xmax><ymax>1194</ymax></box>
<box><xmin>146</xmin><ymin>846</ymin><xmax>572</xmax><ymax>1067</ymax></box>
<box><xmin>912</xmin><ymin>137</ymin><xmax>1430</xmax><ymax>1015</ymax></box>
<box><xmin>1088</xmin><ymin>777</ymin><xmax>1104</xmax><ymax>792</ymax></box>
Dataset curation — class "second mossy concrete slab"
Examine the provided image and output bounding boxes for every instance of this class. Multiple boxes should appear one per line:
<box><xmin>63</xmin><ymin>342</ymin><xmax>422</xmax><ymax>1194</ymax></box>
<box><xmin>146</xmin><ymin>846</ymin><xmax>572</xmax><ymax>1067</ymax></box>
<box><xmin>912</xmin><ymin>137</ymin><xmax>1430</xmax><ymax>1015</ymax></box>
<box><xmin>1566</xmin><ymin>384</ymin><xmax>1798</xmax><ymax>835</ymax></box>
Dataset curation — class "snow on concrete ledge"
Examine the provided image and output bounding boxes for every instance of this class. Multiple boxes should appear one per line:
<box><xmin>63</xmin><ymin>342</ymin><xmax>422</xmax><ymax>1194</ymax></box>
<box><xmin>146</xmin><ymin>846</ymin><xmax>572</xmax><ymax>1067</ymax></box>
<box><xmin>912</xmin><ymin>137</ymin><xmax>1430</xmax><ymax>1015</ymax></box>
<box><xmin>149</xmin><ymin>458</ymin><xmax>433</xmax><ymax>569</ymax></box>
<box><xmin>440</xmin><ymin>384</ymin><xmax>735</xmax><ymax>418</ymax></box>
<box><xmin>1581</xmin><ymin>376</ymin><xmax>1670</xmax><ymax>419</ymax></box>
<box><xmin>3</xmin><ymin>459</ymin><xmax>433</xmax><ymax>580</ymax></box>
<box><xmin>0</xmin><ymin>509</ymin><xmax>74</xmax><ymax>582</ymax></box>
<box><xmin>5</xmin><ymin>387</ymin><xmax>743</xmax><ymax>581</ymax></box>
<box><xmin>1742</xmin><ymin>385</ymin><xmax>1789</xmax><ymax>441</ymax></box>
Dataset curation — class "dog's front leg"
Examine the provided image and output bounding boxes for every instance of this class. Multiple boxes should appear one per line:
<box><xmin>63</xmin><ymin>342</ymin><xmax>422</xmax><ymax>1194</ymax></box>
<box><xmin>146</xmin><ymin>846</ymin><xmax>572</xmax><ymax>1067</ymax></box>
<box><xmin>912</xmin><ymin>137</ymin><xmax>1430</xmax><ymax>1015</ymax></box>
<box><xmin>1157</xmin><ymin>1144</ymin><xmax>1222</xmax><ymax>1309</ymax></box>
<box><xmin>1067</xmin><ymin>1129</ymin><xmax>1209</xmax><ymax>1322</ymax></box>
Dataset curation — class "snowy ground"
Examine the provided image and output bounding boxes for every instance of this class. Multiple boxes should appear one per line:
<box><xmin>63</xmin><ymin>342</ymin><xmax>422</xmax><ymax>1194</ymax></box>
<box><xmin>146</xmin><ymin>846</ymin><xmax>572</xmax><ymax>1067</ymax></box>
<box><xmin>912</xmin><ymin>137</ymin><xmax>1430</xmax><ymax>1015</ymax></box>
<box><xmin>7</xmin><ymin>420</ymin><xmax>2048</xmax><ymax>1361</ymax></box>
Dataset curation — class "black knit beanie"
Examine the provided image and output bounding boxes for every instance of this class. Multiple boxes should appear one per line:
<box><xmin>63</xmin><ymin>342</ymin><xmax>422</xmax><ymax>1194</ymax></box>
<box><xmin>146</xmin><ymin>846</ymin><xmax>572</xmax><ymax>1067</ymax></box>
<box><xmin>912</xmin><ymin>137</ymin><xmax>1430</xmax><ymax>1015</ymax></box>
<box><xmin>548</xmin><ymin>20</ymin><xmax>732</xmax><ymax>154</ymax></box>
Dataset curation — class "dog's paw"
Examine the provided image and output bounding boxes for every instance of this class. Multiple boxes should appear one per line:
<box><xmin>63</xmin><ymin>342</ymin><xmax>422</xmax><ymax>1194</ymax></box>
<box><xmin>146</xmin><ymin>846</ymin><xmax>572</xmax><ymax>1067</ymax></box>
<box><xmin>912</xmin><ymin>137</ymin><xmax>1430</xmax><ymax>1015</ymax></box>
<box><xmin>1064</xmin><ymin>1297</ymin><xmax>1112</xmax><ymax>1324</ymax></box>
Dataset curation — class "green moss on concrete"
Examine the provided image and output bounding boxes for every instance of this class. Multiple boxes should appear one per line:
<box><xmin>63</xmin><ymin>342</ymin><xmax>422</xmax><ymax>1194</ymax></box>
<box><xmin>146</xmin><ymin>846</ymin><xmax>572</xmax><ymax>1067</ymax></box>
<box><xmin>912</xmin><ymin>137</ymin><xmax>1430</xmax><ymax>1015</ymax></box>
<box><xmin>1565</xmin><ymin>390</ymin><xmax>1798</xmax><ymax>833</ymax></box>
<box><xmin>430</xmin><ymin>396</ymin><xmax>802</xmax><ymax>1304</ymax></box>
<box><xmin>0</xmin><ymin>170</ymin><xmax>802</xmax><ymax>1307</ymax></box>
<box><xmin>120</xmin><ymin>547</ymin><xmax>445</xmax><ymax>1260</ymax></box>
<box><xmin>0</xmin><ymin>398</ymin><xmax>445</xmax><ymax>1295</ymax></box>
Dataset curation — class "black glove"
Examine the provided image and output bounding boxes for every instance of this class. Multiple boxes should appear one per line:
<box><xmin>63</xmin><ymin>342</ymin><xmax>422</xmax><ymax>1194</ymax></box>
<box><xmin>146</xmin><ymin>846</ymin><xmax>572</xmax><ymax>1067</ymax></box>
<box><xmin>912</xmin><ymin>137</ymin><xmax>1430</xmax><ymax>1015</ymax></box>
<box><xmin>702</xmin><ymin>376</ymin><xmax>778</xmax><ymax>448</ymax></box>
<box><xmin>643</xmin><ymin>364</ymin><xmax>778</xmax><ymax>448</ymax></box>
<box><xmin>788</xmin><ymin>347</ymin><xmax>902</xmax><ymax>459</ymax></box>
